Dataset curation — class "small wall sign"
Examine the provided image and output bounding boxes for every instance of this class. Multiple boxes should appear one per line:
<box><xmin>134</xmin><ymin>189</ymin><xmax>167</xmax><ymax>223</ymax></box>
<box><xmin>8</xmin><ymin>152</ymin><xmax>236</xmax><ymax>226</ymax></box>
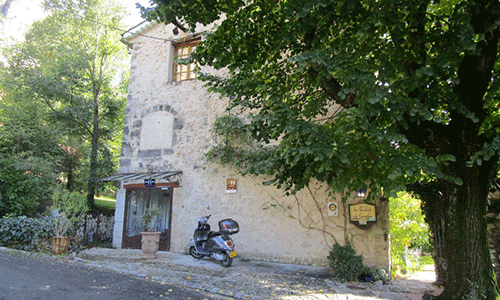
<box><xmin>327</xmin><ymin>202</ymin><xmax>338</xmax><ymax>216</ymax></box>
<box><xmin>349</xmin><ymin>203</ymin><xmax>376</xmax><ymax>226</ymax></box>
<box><xmin>144</xmin><ymin>178</ymin><xmax>156</xmax><ymax>188</ymax></box>
<box><xmin>226</xmin><ymin>178</ymin><xmax>237</xmax><ymax>194</ymax></box>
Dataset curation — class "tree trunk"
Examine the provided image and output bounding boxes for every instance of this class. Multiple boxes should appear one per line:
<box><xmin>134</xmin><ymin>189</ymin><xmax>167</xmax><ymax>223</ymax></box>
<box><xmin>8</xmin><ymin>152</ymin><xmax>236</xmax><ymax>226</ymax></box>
<box><xmin>437</xmin><ymin>169</ymin><xmax>499</xmax><ymax>299</ymax></box>
<box><xmin>86</xmin><ymin>93</ymin><xmax>100</xmax><ymax>211</ymax></box>
<box><xmin>411</xmin><ymin>165</ymin><xmax>500</xmax><ymax>299</ymax></box>
<box><xmin>431</xmin><ymin>217</ymin><xmax>446</xmax><ymax>286</ymax></box>
<box><xmin>66</xmin><ymin>168</ymin><xmax>74</xmax><ymax>191</ymax></box>
<box><xmin>86</xmin><ymin>133</ymin><xmax>98</xmax><ymax>211</ymax></box>
<box><xmin>411</xmin><ymin>182</ymin><xmax>447</xmax><ymax>285</ymax></box>
<box><xmin>425</xmin><ymin>197</ymin><xmax>447</xmax><ymax>286</ymax></box>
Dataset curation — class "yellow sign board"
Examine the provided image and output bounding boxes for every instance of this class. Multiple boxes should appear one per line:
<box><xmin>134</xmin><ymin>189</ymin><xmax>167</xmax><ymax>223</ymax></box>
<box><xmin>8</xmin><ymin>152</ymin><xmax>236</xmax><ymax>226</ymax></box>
<box><xmin>349</xmin><ymin>203</ymin><xmax>376</xmax><ymax>223</ymax></box>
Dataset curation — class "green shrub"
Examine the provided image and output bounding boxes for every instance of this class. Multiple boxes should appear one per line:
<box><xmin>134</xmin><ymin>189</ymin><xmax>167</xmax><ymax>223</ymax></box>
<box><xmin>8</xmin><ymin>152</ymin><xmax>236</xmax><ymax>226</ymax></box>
<box><xmin>0</xmin><ymin>156</ymin><xmax>58</xmax><ymax>218</ymax></box>
<box><xmin>328</xmin><ymin>241</ymin><xmax>390</xmax><ymax>282</ymax></box>
<box><xmin>365</xmin><ymin>266</ymin><xmax>390</xmax><ymax>283</ymax></box>
<box><xmin>51</xmin><ymin>189</ymin><xmax>88</xmax><ymax>237</ymax></box>
<box><xmin>0</xmin><ymin>216</ymin><xmax>54</xmax><ymax>251</ymax></box>
<box><xmin>328</xmin><ymin>241</ymin><xmax>366</xmax><ymax>281</ymax></box>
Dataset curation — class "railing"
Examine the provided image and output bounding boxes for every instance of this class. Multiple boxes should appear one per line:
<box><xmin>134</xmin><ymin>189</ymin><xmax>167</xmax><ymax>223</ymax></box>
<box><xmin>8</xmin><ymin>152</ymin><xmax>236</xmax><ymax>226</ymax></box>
<box><xmin>75</xmin><ymin>214</ymin><xmax>115</xmax><ymax>245</ymax></box>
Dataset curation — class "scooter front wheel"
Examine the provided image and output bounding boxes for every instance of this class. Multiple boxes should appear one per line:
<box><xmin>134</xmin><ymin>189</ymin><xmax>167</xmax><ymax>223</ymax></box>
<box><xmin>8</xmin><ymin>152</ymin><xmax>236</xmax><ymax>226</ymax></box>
<box><xmin>221</xmin><ymin>252</ymin><xmax>233</xmax><ymax>267</ymax></box>
<box><xmin>189</xmin><ymin>246</ymin><xmax>204</xmax><ymax>259</ymax></box>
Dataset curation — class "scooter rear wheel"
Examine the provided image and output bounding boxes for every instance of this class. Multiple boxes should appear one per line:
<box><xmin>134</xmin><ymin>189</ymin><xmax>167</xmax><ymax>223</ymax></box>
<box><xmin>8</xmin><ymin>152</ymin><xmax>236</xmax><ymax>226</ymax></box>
<box><xmin>221</xmin><ymin>252</ymin><xmax>232</xmax><ymax>267</ymax></box>
<box><xmin>189</xmin><ymin>246</ymin><xmax>204</xmax><ymax>259</ymax></box>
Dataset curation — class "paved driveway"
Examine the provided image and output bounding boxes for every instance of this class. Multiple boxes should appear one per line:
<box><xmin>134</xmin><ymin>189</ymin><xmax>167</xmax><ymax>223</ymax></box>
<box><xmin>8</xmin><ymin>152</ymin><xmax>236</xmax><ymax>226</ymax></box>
<box><xmin>0</xmin><ymin>249</ymin><xmax>228</xmax><ymax>300</ymax></box>
<box><xmin>74</xmin><ymin>248</ymin><xmax>443</xmax><ymax>300</ymax></box>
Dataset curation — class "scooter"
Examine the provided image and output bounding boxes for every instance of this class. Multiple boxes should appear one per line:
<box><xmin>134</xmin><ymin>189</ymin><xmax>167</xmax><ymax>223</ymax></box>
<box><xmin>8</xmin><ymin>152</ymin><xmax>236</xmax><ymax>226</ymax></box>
<box><xmin>188</xmin><ymin>215</ymin><xmax>239</xmax><ymax>267</ymax></box>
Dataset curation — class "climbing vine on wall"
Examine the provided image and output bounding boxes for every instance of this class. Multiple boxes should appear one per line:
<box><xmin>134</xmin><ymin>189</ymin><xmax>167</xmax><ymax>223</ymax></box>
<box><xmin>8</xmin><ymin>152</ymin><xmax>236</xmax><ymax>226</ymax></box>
<box><xmin>259</xmin><ymin>185</ymin><xmax>343</xmax><ymax>246</ymax></box>
<box><xmin>206</xmin><ymin>115</ymin><xmax>345</xmax><ymax>247</ymax></box>
<box><xmin>206</xmin><ymin>114</ymin><xmax>376</xmax><ymax>249</ymax></box>
<box><xmin>205</xmin><ymin>115</ymin><xmax>271</xmax><ymax>171</ymax></box>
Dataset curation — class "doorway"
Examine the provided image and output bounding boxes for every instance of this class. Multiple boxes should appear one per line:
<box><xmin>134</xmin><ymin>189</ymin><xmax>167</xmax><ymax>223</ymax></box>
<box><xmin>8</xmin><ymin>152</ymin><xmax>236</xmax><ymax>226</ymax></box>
<box><xmin>122</xmin><ymin>187</ymin><xmax>173</xmax><ymax>251</ymax></box>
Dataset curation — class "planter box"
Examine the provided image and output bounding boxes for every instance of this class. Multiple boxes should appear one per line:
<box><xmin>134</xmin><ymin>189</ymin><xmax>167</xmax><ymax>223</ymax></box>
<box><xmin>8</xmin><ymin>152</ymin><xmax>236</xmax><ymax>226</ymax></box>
<box><xmin>141</xmin><ymin>231</ymin><xmax>161</xmax><ymax>259</ymax></box>
<box><xmin>52</xmin><ymin>236</ymin><xmax>71</xmax><ymax>254</ymax></box>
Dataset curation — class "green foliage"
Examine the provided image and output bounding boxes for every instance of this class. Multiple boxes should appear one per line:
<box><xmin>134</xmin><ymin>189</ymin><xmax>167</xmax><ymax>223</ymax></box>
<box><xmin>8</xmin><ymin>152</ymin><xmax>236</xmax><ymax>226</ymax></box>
<box><xmin>146</xmin><ymin>0</ymin><xmax>500</xmax><ymax>297</ymax></box>
<box><xmin>0</xmin><ymin>216</ymin><xmax>55</xmax><ymax>251</ymax></box>
<box><xmin>211</xmin><ymin>115</ymin><xmax>249</xmax><ymax>144</ymax></box>
<box><xmin>0</xmin><ymin>157</ymin><xmax>57</xmax><ymax>217</ymax></box>
<box><xmin>205</xmin><ymin>114</ymin><xmax>277</xmax><ymax>173</ymax></box>
<box><xmin>327</xmin><ymin>241</ymin><xmax>366</xmax><ymax>282</ymax></box>
<box><xmin>390</xmin><ymin>192</ymin><xmax>431</xmax><ymax>277</ymax></box>
<box><xmin>141</xmin><ymin>208</ymin><xmax>160</xmax><ymax>232</ymax></box>
<box><xmin>94</xmin><ymin>197</ymin><xmax>116</xmax><ymax>210</ymax></box>
<box><xmin>143</xmin><ymin>0</ymin><xmax>500</xmax><ymax>198</ymax></box>
<box><xmin>0</xmin><ymin>0</ymin><xmax>127</xmax><ymax>207</ymax></box>
<box><xmin>0</xmin><ymin>97</ymin><xmax>62</xmax><ymax>217</ymax></box>
<box><xmin>328</xmin><ymin>241</ymin><xmax>390</xmax><ymax>282</ymax></box>
<box><xmin>51</xmin><ymin>189</ymin><xmax>89</xmax><ymax>237</ymax></box>
<box><xmin>420</xmin><ymin>255</ymin><xmax>434</xmax><ymax>267</ymax></box>
<box><xmin>205</xmin><ymin>115</ymin><xmax>248</xmax><ymax>164</ymax></box>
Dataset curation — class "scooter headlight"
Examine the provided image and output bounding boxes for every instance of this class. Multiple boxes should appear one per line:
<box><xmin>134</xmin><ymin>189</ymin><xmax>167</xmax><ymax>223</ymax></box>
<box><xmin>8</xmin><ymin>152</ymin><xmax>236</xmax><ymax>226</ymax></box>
<box><xmin>226</xmin><ymin>240</ymin><xmax>233</xmax><ymax>247</ymax></box>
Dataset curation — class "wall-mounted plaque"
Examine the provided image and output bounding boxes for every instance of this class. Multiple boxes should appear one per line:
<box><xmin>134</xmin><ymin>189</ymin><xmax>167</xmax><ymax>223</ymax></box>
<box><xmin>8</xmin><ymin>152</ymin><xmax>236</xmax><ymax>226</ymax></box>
<box><xmin>349</xmin><ymin>203</ymin><xmax>376</xmax><ymax>226</ymax></box>
<box><xmin>328</xmin><ymin>202</ymin><xmax>338</xmax><ymax>216</ymax></box>
<box><xmin>226</xmin><ymin>178</ymin><xmax>237</xmax><ymax>194</ymax></box>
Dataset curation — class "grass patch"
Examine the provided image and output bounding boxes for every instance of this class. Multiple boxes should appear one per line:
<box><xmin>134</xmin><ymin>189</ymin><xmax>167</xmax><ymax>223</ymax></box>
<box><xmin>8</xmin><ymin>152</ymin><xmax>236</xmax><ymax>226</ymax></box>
<box><xmin>420</xmin><ymin>255</ymin><xmax>434</xmax><ymax>267</ymax></box>
<box><xmin>95</xmin><ymin>197</ymin><xmax>116</xmax><ymax>210</ymax></box>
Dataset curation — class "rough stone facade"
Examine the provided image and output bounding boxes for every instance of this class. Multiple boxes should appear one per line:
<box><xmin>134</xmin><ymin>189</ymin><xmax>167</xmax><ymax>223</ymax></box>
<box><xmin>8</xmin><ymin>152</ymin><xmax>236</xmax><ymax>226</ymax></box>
<box><xmin>112</xmin><ymin>22</ymin><xmax>390</xmax><ymax>270</ymax></box>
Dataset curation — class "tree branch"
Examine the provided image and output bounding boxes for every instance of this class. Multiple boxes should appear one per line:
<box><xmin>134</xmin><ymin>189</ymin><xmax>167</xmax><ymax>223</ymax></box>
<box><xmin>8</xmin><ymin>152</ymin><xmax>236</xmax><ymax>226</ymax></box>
<box><xmin>171</xmin><ymin>18</ymin><xmax>187</xmax><ymax>33</ymax></box>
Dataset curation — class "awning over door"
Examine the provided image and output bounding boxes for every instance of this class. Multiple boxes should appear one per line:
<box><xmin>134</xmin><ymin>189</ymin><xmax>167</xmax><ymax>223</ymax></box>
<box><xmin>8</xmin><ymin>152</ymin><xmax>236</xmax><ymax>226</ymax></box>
<box><xmin>100</xmin><ymin>171</ymin><xmax>182</xmax><ymax>182</ymax></box>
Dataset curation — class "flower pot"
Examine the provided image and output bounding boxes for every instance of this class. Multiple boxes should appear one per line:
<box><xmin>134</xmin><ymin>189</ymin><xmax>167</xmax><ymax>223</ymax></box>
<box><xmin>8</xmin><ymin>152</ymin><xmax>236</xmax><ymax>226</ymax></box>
<box><xmin>141</xmin><ymin>231</ymin><xmax>161</xmax><ymax>259</ymax></box>
<box><xmin>52</xmin><ymin>236</ymin><xmax>71</xmax><ymax>254</ymax></box>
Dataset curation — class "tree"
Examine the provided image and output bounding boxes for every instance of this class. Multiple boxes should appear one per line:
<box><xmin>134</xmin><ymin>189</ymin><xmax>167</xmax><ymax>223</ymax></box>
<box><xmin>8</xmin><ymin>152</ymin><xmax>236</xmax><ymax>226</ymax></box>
<box><xmin>143</xmin><ymin>0</ymin><xmax>500</xmax><ymax>298</ymax></box>
<box><xmin>0</xmin><ymin>98</ymin><xmax>62</xmax><ymax>217</ymax></box>
<box><xmin>1</xmin><ymin>0</ymin><xmax>127</xmax><ymax>210</ymax></box>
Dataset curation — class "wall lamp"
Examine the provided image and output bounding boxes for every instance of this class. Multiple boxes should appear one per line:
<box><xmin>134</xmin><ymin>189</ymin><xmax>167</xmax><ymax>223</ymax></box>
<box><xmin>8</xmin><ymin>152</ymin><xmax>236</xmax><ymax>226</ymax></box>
<box><xmin>357</xmin><ymin>188</ymin><xmax>367</xmax><ymax>198</ymax></box>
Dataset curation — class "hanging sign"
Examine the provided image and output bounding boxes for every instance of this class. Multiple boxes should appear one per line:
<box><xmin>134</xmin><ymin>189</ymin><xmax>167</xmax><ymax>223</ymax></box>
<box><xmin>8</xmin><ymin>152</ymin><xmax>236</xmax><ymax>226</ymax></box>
<box><xmin>327</xmin><ymin>202</ymin><xmax>338</xmax><ymax>216</ymax></box>
<box><xmin>144</xmin><ymin>178</ymin><xmax>156</xmax><ymax>188</ymax></box>
<box><xmin>226</xmin><ymin>178</ymin><xmax>237</xmax><ymax>194</ymax></box>
<box><xmin>349</xmin><ymin>203</ymin><xmax>376</xmax><ymax>225</ymax></box>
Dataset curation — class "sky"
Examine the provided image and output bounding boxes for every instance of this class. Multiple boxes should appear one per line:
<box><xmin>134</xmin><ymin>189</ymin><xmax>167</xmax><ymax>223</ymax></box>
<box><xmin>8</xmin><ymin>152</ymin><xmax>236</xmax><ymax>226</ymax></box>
<box><xmin>0</xmin><ymin>0</ymin><xmax>149</xmax><ymax>42</ymax></box>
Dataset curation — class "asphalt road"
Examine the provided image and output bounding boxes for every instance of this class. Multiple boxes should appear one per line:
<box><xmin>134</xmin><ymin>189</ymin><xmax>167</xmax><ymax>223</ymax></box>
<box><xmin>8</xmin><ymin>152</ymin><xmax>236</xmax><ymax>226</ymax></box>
<box><xmin>0</xmin><ymin>251</ymin><xmax>228</xmax><ymax>300</ymax></box>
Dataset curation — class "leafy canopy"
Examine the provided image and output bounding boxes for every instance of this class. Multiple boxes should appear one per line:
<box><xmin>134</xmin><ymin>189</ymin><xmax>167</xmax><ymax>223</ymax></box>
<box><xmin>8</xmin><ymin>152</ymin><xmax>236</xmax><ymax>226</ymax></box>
<box><xmin>1</xmin><ymin>0</ymin><xmax>128</xmax><ymax>205</ymax></box>
<box><xmin>142</xmin><ymin>0</ymin><xmax>500</xmax><ymax>200</ymax></box>
<box><xmin>142</xmin><ymin>2</ymin><xmax>500</xmax><ymax>297</ymax></box>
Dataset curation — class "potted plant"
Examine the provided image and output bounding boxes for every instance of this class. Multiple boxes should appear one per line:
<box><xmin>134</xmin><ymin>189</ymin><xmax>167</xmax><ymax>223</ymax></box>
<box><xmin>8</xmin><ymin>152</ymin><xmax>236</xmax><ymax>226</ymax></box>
<box><xmin>51</xmin><ymin>189</ymin><xmax>89</xmax><ymax>254</ymax></box>
<box><xmin>141</xmin><ymin>208</ymin><xmax>161</xmax><ymax>259</ymax></box>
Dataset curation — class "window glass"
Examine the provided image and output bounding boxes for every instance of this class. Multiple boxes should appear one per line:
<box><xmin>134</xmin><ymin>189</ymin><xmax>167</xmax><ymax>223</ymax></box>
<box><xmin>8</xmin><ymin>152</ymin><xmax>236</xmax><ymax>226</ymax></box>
<box><xmin>173</xmin><ymin>40</ymin><xmax>199</xmax><ymax>82</ymax></box>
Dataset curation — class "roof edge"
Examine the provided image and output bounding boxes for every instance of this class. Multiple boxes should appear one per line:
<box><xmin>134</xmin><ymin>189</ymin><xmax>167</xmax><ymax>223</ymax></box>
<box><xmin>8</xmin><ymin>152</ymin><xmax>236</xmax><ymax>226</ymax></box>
<box><xmin>100</xmin><ymin>171</ymin><xmax>182</xmax><ymax>182</ymax></box>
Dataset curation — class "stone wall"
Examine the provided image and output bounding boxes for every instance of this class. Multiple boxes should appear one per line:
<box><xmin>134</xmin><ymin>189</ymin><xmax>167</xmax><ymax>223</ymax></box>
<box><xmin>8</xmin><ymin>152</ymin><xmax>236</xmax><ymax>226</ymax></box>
<box><xmin>115</xmin><ymin>22</ymin><xmax>390</xmax><ymax>270</ymax></box>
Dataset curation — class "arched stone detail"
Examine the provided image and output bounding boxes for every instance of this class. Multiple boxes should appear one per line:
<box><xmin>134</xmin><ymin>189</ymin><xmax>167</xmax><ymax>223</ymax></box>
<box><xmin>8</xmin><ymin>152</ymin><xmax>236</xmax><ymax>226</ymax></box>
<box><xmin>140</xmin><ymin>103</ymin><xmax>177</xmax><ymax>118</ymax></box>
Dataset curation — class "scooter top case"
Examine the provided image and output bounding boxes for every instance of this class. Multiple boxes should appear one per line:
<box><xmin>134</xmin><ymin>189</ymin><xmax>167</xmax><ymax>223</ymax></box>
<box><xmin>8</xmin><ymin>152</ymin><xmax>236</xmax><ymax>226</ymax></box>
<box><xmin>219</xmin><ymin>219</ymin><xmax>239</xmax><ymax>235</ymax></box>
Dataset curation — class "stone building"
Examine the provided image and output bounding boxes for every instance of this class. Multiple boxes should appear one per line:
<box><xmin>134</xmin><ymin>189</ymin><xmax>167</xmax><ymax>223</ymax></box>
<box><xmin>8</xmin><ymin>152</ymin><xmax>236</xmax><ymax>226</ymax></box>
<box><xmin>103</xmin><ymin>21</ymin><xmax>390</xmax><ymax>270</ymax></box>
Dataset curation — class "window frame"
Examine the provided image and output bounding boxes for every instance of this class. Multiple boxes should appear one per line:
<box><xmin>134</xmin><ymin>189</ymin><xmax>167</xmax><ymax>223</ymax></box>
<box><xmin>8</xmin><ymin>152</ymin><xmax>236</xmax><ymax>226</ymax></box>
<box><xmin>172</xmin><ymin>39</ymin><xmax>200</xmax><ymax>82</ymax></box>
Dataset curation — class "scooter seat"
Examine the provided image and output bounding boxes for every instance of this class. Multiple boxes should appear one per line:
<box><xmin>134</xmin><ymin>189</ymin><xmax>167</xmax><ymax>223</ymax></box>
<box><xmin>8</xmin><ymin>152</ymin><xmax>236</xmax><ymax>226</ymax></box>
<box><xmin>208</xmin><ymin>231</ymin><xmax>222</xmax><ymax>238</ymax></box>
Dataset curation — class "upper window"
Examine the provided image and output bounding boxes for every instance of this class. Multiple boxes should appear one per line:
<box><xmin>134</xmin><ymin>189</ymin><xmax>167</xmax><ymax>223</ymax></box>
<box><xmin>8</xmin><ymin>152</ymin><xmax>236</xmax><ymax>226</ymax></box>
<box><xmin>173</xmin><ymin>40</ymin><xmax>199</xmax><ymax>82</ymax></box>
